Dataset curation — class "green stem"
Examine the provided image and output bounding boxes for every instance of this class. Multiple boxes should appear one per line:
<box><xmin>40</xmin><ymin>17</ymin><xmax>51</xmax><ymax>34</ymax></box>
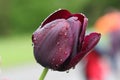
<box><xmin>39</xmin><ymin>68</ymin><xmax>49</xmax><ymax>80</ymax></box>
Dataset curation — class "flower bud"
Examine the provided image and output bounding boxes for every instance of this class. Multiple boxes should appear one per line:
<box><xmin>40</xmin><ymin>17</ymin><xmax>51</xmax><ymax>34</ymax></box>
<box><xmin>32</xmin><ymin>9</ymin><xmax>101</xmax><ymax>71</ymax></box>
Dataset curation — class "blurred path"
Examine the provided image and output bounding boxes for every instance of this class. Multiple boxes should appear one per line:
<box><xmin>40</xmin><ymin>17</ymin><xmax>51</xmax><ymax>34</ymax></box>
<box><xmin>0</xmin><ymin>63</ymin><xmax>85</xmax><ymax>80</ymax></box>
<box><xmin>0</xmin><ymin>61</ymin><xmax>120</xmax><ymax>80</ymax></box>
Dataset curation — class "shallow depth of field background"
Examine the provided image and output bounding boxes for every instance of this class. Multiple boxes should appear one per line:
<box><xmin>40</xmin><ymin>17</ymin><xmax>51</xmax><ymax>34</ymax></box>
<box><xmin>0</xmin><ymin>0</ymin><xmax>120</xmax><ymax>80</ymax></box>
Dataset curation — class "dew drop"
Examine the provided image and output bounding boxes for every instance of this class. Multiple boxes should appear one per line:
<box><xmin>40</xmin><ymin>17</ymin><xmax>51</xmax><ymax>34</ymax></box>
<box><xmin>56</xmin><ymin>42</ymin><xmax>60</xmax><ymax>45</ymax></box>
<box><xmin>33</xmin><ymin>37</ymin><xmax>37</xmax><ymax>41</ymax></box>
<box><xmin>64</xmin><ymin>51</ymin><xmax>68</xmax><ymax>55</ymax></box>
<box><xmin>55</xmin><ymin>64</ymin><xmax>59</xmax><ymax>68</ymax></box>
<box><xmin>32</xmin><ymin>43</ymin><xmax>34</xmax><ymax>46</ymax></box>
<box><xmin>64</xmin><ymin>32</ymin><xmax>67</xmax><ymax>36</ymax></box>
<box><xmin>59</xmin><ymin>48</ymin><xmax>62</xmax><ymax>51</ymax></box>
<box><xmin>60</xmin><ymin>59</ymin><xmax>63</xmax><ymax>62</ymax></box>
<box><xmin>66</xmin><ymin>70</ymin><xmax>69</xmax><ymax>73</ymax></box>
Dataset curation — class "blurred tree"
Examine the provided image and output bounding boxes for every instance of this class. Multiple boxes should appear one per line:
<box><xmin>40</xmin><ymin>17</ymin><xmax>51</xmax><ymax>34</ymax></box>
<box><xmin>81</xmin><ymin>0</ymin><xmax>120</xmax><ymax>25</ymax></box>
<box><xmin>1</xmin><ymin>0</ymin><xmax>120</xmax><ymax>35</ymax></box>
<box><xmin>9</xmin><ymin>0</ymin><xmax>85</xmax><ymax>35</ymax></box>
<box><xmin>0</xmin><ymin>0</ymin><xmax>11</xmax><ymax>35</ymax></box>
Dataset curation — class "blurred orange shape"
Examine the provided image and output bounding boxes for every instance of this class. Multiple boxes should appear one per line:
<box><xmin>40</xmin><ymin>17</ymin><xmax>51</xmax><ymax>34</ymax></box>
<box><xmin>94</xmin><ymin>11</ymin><xmax>120</xmax><ymax>35</ymax></box>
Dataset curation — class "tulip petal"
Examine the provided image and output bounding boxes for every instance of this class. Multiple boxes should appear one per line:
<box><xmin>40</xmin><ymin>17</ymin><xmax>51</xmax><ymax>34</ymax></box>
<box><xmin>32</xmin><ymin>9</ymin><xmax>101</xmax><ymax>71</ymax></box>
<box><xmin>71</xmin><ymin>14</ymin><xmax>88</xmax><ymax>52</ymax></box>
<box><xmin>81</xmin><ymin>33</ymin><xmax>101</xmax><ymax>53</ymax></box>
<box><xmin>67</xmin><ymin>17</ymin><xmax>81</xmax><ymax>57</ymax></box>
<box><xmin>41</xmin><ymin>9</ymin><xmax>71</xmax><ymax>27</ymax></box>
<box><xmin>72</xmin><ymin>13</ymin><xmax>85</xmax><ymax>24</ymax></box>
<box><xmin>32</xmin><ymin>19</ymin><xmax>74</xmax><ymax>70</ymax></box>
<box><xmin>78</xmin><ymin>17</ymin><xmax>88</xmax><ymax>51</ymax></box>
<box><xmin>66</xmin><ymin>33</ymin><xmax>101</xmax><ymax>70</ymax></box>
<box><xmin>57</xmin><ymin>16</ymin><xmax>87</xmax><ymax>71</ymax></box>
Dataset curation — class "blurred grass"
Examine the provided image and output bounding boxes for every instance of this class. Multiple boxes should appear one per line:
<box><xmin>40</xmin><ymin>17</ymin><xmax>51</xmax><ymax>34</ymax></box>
<box><xmin>0</xmin><ymin>34</ymin><xmax>35</xmax><ymax>67</ymax></box>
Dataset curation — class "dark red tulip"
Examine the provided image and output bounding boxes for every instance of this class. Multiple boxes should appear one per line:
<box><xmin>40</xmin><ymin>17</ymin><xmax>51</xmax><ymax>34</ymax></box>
<box><xmin>32</xmin><ymin>9</ymin><xmax>101</xmax><ymax>71</ymax></box>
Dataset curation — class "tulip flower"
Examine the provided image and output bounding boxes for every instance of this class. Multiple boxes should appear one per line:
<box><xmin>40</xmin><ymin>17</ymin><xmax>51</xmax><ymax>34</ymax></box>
<box><xmin>32</xmin><ymin>9</ymin><xmax>101</xmax><ymax>71</ymax></box>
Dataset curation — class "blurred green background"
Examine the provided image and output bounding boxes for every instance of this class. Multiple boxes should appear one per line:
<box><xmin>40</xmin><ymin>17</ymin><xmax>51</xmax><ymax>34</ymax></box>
<box><xmin>0</xmin><ymin>0</ymin><xmax>120</xmax><ymax>67</ymax></box>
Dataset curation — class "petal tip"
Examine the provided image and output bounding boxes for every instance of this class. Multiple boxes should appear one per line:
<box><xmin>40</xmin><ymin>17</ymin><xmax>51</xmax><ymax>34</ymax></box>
<box><xmin>41</xmin><ymin>9</ymin><xmax>71</xmax><ymax>27</ymax></box>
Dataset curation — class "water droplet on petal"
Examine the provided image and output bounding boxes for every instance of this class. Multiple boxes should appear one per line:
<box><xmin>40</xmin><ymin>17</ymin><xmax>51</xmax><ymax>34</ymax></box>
<box><xmin>57</xmin><ymin>42</ymin><xmax>60</xmax><ymax>45</ymax></box>
<box><xmin>64</xmin><ymin>32</ymin><xmax>67</xmax><ymax>36</ymax></box>
<box><xmin>59</xmin><ymin>48</ymin><xmax>62</xmax><ymax>51</ymax></box>
<box><xmin>55</xmin><ymin>64</ymin><xmax>59</xmax><ymax>68</ymax></box>
<box><xmin>64</xmin><ymin>51</ymin><xmax>68</xmax><ymax>55</ymax></box>
<box><xmin>64</xmin><ymin>51</ymin><xmax>69</xmax><ymax>57</ymax></box>
<box><xmin>34</xmin><ymin>38</ymin><xmax>37</xmax><ymax>40</ymax></box>
<box><xmin>60</xmin><ymin>59</ymin><xmax>63</xmax><ymax>62</ymax></box>
<box><xmin>33</xmin><ymin>37</ymin><xmax>37</xmax><ymax>41</ymax></box>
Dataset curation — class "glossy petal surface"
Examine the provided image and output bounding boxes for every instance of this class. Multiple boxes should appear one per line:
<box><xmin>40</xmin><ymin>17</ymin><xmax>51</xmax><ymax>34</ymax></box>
<box><xmin>81</xmin><ymin>33</ymin><xmax>101</xmax><ymax>53</ymax></box>
<box><xmin>33</xmin><ymin>19</ymin><xmax>74</xmax><ymax>69</ymax></box>
<box><xmin>67</xmin><ymin>17</ymin><xmax>81</xmax><ymax>57</ymax></box>
<box><xmin>78</xmin><ymin>17</ymin><xmax>88</xmax><ymax>52</ymax></box>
